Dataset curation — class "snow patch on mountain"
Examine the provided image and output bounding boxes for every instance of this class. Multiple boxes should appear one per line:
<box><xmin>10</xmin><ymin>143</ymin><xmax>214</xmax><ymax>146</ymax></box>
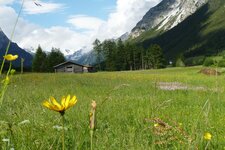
<box><xmin>66</xmin><ymin>49</ymin><xmax>85</xmax><ymax>61</ymax></box>
<box><xmin>130</xmin><ymin>0</ymin><xmax>208</xmax><ymax>38</ymax></box>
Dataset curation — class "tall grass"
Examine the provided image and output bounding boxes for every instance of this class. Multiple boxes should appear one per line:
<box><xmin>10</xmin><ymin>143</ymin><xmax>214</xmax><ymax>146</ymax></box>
<box><xmin>0</xmin><ymin>67</ymin><xmax>224</xmax><ymax>149</ymax></box>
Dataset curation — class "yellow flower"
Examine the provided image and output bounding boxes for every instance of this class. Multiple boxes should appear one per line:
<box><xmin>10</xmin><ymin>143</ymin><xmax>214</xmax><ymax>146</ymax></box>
<box><xmin>3</xmin><ymin>54</ymin><xmax>18</xmax><ymax>61</ymax></box>
<box><xmin>204</xmin><ymin>132</ymin><xmax>212</xmax><ymax>140</ymax></box>
<box><xmin>2</xmin><ymin>76</ymin><xmax>10</xmax><ymax>84</ymax></box>
<box><xmin>42</xmin><ymin>95</ymin><xmax>77</xmax><ymax>115</ymax></box>
<box><xmin>154</xmin><ymin>123</ymin><xmax>159</xmax><ymax>127</ymax></box>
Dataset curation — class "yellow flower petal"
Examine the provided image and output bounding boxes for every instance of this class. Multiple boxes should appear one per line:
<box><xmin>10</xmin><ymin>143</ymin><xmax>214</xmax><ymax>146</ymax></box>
<box><xmin>3</xmin><ymin>54</ymin><xmax>18</xmax><ymax>61</ymax></box>
<box><xmin>51</xmin><ymin>105</ymin><xmax>62</xmax><ymax>111</ymax></box>
<box><xmin>42</xmin><ymin>101</ymin><xmax>51</xmax><ymax>109</ymax></box>
<box><xmin>61</xmin><ymin>96</ymin><xmax>66</xmax><ymax>109</ymax></box>
<box><xmin>42</xmin><ymin>95</ymin><xmax>77</xmax><ymax>113</ymax></box>
<box><xmin>204</xmin><ymin>132</ymin><xmax>212</xmax><ymax>140</ymax></box>
<box><xmin>64</xmin><ymin>95</ymin><xmax>71</xmax><ymax>109</ymax></box>
<box><xmin>50</xmin><ymin>97</ymin><xmax>61</xmax><ymax>110</ymax></box>
<box><xmin>68</xmin><ymin>96</ymin><xmax>77</xmax><ymax>108</ymax></box>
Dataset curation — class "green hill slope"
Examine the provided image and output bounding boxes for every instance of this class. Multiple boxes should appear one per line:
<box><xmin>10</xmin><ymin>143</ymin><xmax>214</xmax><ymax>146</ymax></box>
<box><xmin>135</xmin><ymin>0</ymin><xmax>225</xmax><ymax>62</ymax></box>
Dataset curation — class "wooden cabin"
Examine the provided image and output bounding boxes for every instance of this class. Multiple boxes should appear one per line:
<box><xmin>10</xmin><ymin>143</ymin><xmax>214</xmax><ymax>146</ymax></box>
<box><xmin>53</xmin><ymin>61</ymin><xmax>95</xmax><ymax>73</ymax></box>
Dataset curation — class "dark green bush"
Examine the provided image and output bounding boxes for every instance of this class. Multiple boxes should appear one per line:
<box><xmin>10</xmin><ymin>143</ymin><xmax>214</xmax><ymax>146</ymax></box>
<box><xmin>184</xmin><ymin>56</ymin><xmax>205</xmax><ymax>66</ymax></box>
<box><xmin>176</xmin><ymin>58</ymin><xmax>185</xmax><ymax>67</ymax></box>
<box><xmin>203</xmin><ymin>57</ymin><xmax>214</xmax><ymax>66</ymax></box>
<box><xmin>218</xmin><ymin>59</ymin><xmax>225</xmax><ymax>67</ymax></box>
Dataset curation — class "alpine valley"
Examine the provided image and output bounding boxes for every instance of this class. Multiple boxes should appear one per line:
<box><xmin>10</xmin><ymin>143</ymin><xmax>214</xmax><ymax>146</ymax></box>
<box><xmin>73</xmin><ymin>0</ymin><xmax>225</xmax><ymax>65</ymax></box>
<box><xmin>1</xmin><ymin>0</ymin><xmax>225</xmax><ymax>66</ymax></box>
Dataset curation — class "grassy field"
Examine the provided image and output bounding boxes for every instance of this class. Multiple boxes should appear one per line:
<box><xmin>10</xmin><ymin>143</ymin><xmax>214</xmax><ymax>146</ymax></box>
<box><xmin>0</xmin><ymin>66</ymin><xmax>225</xmax><ymax>149</ymax></box>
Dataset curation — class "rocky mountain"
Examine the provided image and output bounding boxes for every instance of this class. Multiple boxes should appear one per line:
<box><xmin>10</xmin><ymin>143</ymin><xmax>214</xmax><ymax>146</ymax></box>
<box><xmin>130</xmin><ymin>0</ymin><xmax>208</xmax><ymax>38</ymax></box>
<box><xmin>119</xmin><ymin>32</ymin><xmax>130</xmax><ymax>41</ymax></box>
<box><xmin>66</xmin><ymin>49</ymin><xmax>96</xmax><ymax>65</ymax></box>
<box><xmin>66</xmin><ymin>49</ymin><xmax>84</xmax><ymax>61</ymax></box>
<box><xmin>135</xmin><ymin>0</ymin><xmax>225</xmax><ymax>63</ymax></box>
<box><xmin>0</xmin><ymin>28</ymin><xmax>33</xmax><ymax>69</ymax></box>
<box><xmin>76</xmin><ymin>50</ymin><xmax>96</xmax><ymax>65</ymax></box>
<box><xmin>77</xmin><ymin>0</ymin><xmax>225</xmax><ymax>66</ymax></box>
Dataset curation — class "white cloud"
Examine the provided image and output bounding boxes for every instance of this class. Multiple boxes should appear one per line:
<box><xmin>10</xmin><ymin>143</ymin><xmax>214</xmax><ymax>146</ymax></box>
<box><xmin>23</xmin><ymin>0</ymin><xmax>64</xmax><ymax>14</ymax></box>
<box><xmin>18</xmin><ymin>26</ymin><xmax>92</xmax><ymax>54</ymax></box>
<box><xmin>96</xmin><ymin>0</ymin><xmax>161</xmax><ymax>40</ymax></box>
<box><xmin>65</xmin><ymin>0</ymin><xmax>161</xmax><ymax>50</ymax></box>
<box><xmin>0</xmin><ymin>6</ymin><xmax>37</xmax><ymax>40</ymax></box>
<box><xmin>67</xmin><ymin>15</ymin><xmax>106</xmax><ymax>31</ymax></box>
<box><xmin>0</xmin><ymin>5</ymin><xmax>91</xmax><ymax>54</ymax></box>
<box><xmin>0</xmin><ymin>0</ymin><xmax>15</xmax><ymax>5</ymax></box>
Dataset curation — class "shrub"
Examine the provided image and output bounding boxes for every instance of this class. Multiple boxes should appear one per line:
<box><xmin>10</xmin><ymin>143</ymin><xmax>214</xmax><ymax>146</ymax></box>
<box><xmin>218</xmin><ymin>59</ymin><xmax>225</xmax><ymax>67</ymax></box>
<box><xmin>184</xmin><ymin>56</ymin><xmax>205</xmax><ymax>66</ymax></box>
<box><xmin>176</xmin><ymin>58</ymin><xmax>185</xmax><ymax>67</ymax></box>
<box><xmin>203</xmin><ymin>57</ymin><xmax>214</xmax><ymax>66</ymax></box>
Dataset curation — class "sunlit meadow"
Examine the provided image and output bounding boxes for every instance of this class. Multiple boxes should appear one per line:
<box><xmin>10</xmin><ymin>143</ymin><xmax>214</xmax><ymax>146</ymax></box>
<box><xmin>0</xmin><ymin>1</ymin><xmax>224</xmax><ymax>149</ymax></box>
<box><xmin>0</xmin><ymin>66</ymin><xmax>225</xmax><ymax>149</ymax></box>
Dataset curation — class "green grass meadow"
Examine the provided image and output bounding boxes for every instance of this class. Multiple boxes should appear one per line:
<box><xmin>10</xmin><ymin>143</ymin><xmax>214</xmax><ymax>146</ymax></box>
<box><xmin>1</xmin><ymin>66</ymin><xmax>225</xmax><ymax>149</ymax></box>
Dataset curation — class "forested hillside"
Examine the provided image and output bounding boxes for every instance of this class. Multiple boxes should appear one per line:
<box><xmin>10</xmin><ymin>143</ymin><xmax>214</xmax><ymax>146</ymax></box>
<box><xmin>136</xmin><ymin>0</ymin><xmax>225</xmax><ymax>62</ymax></box>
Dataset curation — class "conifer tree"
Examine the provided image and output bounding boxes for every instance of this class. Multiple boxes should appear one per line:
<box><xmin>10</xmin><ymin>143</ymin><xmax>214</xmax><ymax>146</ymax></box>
<box><xmin>32</xmin><ymin>45</ymin><xmax>47</xmax><ymax>72</ymax></box>
<box><xmin>146</xmin><ymin>44</ymin><xmax>166</xmax><ymax>69</ymax></box>
<box><xmin>93</xmin><ymin>39</ymin><xmax>102</xmax><ymax>70</ymax></box>
<box><xmin>46</xmin><ymin>48</ymin><xmax>65</xmax><ymax>72</ymax></box>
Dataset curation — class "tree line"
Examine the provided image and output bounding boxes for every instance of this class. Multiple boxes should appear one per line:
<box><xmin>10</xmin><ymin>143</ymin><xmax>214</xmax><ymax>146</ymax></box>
<box><xmin>32</xmin><ymin>46</ymin><xmax>65</xmax><ymax>72</ymax></box>
<box><xmin>93</xmin><ymin>39</ymin><xmax>166</xmax><ymax>71</ymax></box>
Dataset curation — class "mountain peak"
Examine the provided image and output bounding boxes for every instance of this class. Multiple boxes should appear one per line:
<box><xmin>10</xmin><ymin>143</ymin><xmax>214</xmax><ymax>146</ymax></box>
<box><xmin>130</xmin><ymin>0</ymin><xmax>208</xmax><ymax>38</ymax></box>
<box><xmin>0</xmin><ymin>28</ymin><xmax>9</xmax><ymax>49</ymax></box>
<box><xmin>0</xmin><ymin>28</ymin><xmax>33</xmax><ymax>68</ymax></box>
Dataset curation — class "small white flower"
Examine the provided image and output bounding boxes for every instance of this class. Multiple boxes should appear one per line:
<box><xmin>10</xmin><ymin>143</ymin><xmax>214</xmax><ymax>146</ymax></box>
<box><xmin>53</xmin><ymin>125</ymin><xmax>68</xmax><ymax>131</ymax></box>
<box><xmin>53</xmin><ymin>125</ymin><xmax>63</xmax><ymax>130</ymax></box>
<box><xmin>2</xmin><ymin>138</ymin><xmax>10</xmax><ymax>146</ymax></box>
<box><xmin>2</xmin><ymin>138</ymin><xmax>10</xmax><ymax>142</ymax></box>
<box><xmin>18</xmin><ymin>120</ymin><xmax>30</xmax><ymax>125</ymax></box>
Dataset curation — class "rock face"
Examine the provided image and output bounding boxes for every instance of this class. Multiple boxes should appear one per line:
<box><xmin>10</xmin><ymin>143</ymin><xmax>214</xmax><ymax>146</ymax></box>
<box><xmin>130</xmin><ymin>0</ymin><xmax>208</xmax><ymax>38</ymax></box>
<box><xmin>66</xmin><ymin>49</ymin><xmax>84</xmax><ymax>61</ymax></box>
<box><xmin>66</xmin><ymin>49</ymin><xmax>96</xmax><ymax>65</ymax></box>
<box><xmin>0</xmin><ymin>28</ymin><xmax>33</xmax><ymax>68</ymax></box>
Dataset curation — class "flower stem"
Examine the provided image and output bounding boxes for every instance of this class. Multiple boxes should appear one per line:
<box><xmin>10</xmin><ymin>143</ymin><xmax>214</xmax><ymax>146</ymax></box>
<box><xmin>90</xmin><ymin>130</ymin><xmax>93</xmax><ymax>150</ymax></box>
<box><xmin>6</xmin><ymin>62</ymin><xmax>12</xmax><ymax>77</ymax></box>
<box><xmin>0</xmin><ymin>62</ymin><xmax>12</xmax><ymax>106</ymax></box>
<box><xmin>61</xmin><ymin>115</ymin><xmax>65</xmax><ymax>150</ymax></box>
<box><xmin>0</xmin><ymin>0</ymin><xmax>25</xmax><ymax>75</ymax></box>
<box><xmin>205</xmin><ymin>141</ymin><xmax>210</xmax><ymax>150</ymax></box>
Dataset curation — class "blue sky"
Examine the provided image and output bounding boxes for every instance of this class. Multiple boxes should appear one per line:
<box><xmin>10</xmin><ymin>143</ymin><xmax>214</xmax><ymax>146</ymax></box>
<box><xmin>0</xmin><ymin>0</ymin><xmax>161</xmax><ymax>54</ymax></box>
<box><xmin>20</xmin><ymin>0</ymin><xmax>117</xmax><ymax>28</ymax></box>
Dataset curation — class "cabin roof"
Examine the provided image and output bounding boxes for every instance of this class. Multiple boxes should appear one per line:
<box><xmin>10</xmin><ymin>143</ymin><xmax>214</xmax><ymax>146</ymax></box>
<box><xmin>53</xmin><ymin>61</ymin><xmax>83</xmax><ymax>68</ymax></box>
<box><xmin>53</xmin><ymin>61</ymin><xmax>92</xmax><ymax>68</ymax></box>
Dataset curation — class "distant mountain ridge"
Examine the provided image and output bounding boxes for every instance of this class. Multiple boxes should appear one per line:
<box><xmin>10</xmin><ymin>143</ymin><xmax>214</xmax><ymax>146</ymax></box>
<box><xmin>66</xmin><ymin>49</ymin><xmax>84</xmax><ymax>61</ymax></box>
<box><xmin>0</xmin><ymin>28</ymin><xmax>33</xmax><ymax>68</ymax></box>
<box><xmin>66</xmin><ymin>49</ymin><xmax>96</xmax><ymax>65</ymax></box>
